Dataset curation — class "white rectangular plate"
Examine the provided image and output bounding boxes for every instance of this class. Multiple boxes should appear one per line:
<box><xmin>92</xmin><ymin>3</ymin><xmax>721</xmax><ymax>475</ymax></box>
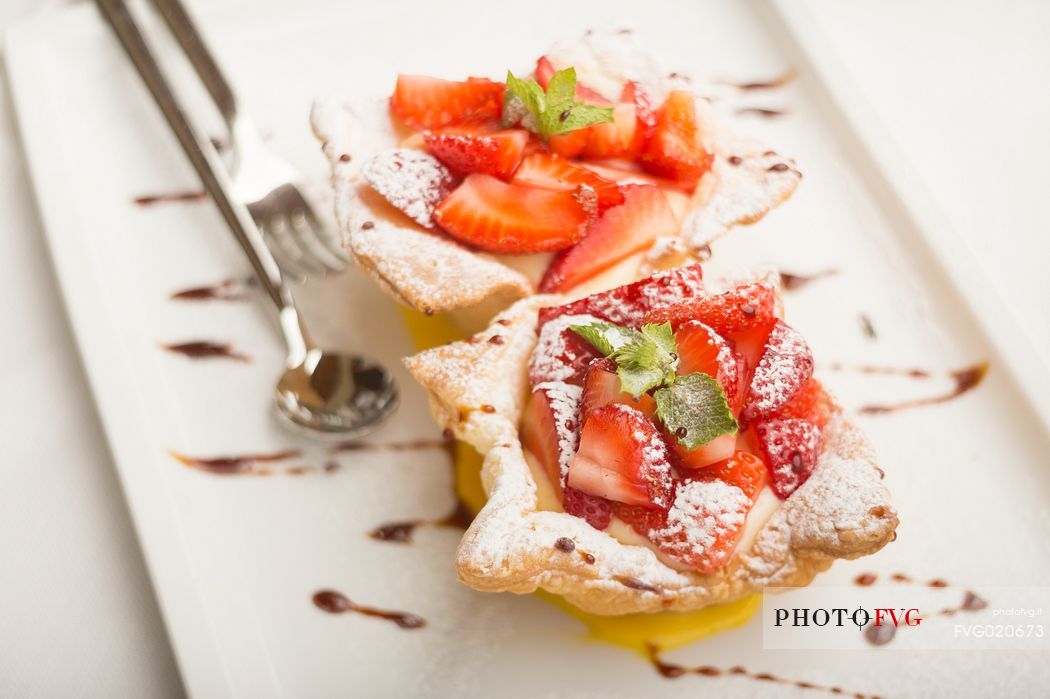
<box><xmin>8</xmin><ymin>0</ymin><xmax>1050</xmax><ymax>696</ymax></box>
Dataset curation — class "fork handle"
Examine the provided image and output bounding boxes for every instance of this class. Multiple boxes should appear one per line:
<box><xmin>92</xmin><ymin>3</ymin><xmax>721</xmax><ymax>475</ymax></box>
<box><xmin>148</xmin><ymin>0</ymin><xmax>238</xmax><ymax>127</ymax></box>
<box><xmin>94</xmin><ymin>0</ymin><xmax>292</xmax><ymax>319</ymax></box>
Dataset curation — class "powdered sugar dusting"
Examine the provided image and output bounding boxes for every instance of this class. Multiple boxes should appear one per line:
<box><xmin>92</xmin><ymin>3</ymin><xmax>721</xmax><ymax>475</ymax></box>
<box><xmin>529</xmin><ymin>314</ymin><xmax>601</xmax><ymax>383</ymax></box>
<box><xmin>534</xmin><ymin>381</ymin><xmax>583</xmax><ymax>486</ymax></box>
<box><xmin>747</xmin><ymin>320</ymin><xmax>814</xmax><ymax>419</ymax></box>
<box><xmin>362</xmin><ymin>148</ymin><xmax>455</xmax><ymax>229</ymax></box>
<box><xmin>656</xmin><ymin>480</ymin><xmax>750</xmax><ymax>563</ymax></box>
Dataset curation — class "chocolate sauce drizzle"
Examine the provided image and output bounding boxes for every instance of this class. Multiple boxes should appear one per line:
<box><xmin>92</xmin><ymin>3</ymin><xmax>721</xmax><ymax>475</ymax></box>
<box><xmin>852</xmin><ymin>572</ymin><xmax>988</xmax><ymax>646</ymax></box>
<box><xmin>160</xmin><ymin>341</ymin><xmax>249</xmax><ymax>362</ymax></box>
<box><xmin>736</xmin><ymin>107</ymin><xmax>788</xmax><ymax>118</ymax></box>
<box><xmin>133</xmin><ymin>189</ymin><xmax>207</xmax><ymax>206</ymax></box>
<box><xmin>312</xmin><ymin>590</ymin><xmax>425</xmax><ymax>629</ymax></box>
<box><xmin>168</xmin><ymin>449</ymin><xmax>303</xmax><ymax>475</ymax></box>
<box><xmin>857</xmin><ymin>362</ymin><xmax>989</xmax><ymax>415</ymax></box>
<box><xmin>779</xmin><ymin>268</ymin><xmax>837</xmax><ymax>291</ymax></box>
<box><xmin>170</xmin><ymin>278</ymin><xmax>249</xmax><ymax>302</ymax></box>
<box><xmin>369</xmin><ymin>502</ymin><xmax>474</xmax><ymax>543</ymax></box>
<box><xmin>719</xmin><ymin>69</ymin><xmax>798</xmax><ymax>91</ymax></box>
<box><xmin>645</xmin><ymin>644</ymin><xmax>878</xmax><ymax>698</ymax></box>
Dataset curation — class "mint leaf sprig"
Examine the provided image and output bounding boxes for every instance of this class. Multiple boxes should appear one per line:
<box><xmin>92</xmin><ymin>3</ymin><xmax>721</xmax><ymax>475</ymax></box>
<box><xmin>504</xmin><ymin>67</ymin><xmax>614</xmax><ymax>141</ymax></box>
<box><xmin>570</xmin><ymin>319</ymin><xmax>738</xmax><ymax>447</ymax></box>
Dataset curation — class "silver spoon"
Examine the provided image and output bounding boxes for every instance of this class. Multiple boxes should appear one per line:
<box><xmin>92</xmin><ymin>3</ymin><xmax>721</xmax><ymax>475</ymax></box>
<box><xmin>96</xmin><ymin>0</ymin><xmax>398</xmax><ymax>439</ymax></box>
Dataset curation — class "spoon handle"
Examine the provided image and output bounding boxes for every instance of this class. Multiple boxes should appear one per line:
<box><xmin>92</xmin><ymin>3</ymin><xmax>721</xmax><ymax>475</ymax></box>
<box><xmin>94</xmin><ymin>0</ymin><xmax>290</xmax><ymax>315</ymax></box>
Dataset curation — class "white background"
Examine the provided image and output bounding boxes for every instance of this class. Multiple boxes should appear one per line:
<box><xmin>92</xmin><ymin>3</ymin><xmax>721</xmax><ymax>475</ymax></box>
<box><xmin>0</xmin><ymin>0</ymin><xmax>1047</xmax><ymax>696</ymax></box>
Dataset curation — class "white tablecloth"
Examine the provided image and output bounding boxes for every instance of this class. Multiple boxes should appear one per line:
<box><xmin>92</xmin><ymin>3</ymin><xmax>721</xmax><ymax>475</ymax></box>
<box><xmin>0</xmin><ymin>1</ymin><xmax>1046</xmax><ymax>696</ymax></box>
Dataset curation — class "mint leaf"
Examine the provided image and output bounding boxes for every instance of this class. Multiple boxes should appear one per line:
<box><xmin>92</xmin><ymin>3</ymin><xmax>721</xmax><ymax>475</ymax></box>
<box><xmin>503</xmin><ymin>67</ymin><xmax>613</xmax><ymax>141</ymax></box>
<box><xmin>571</xmin><ymin>321</ymin><xmax>678</xmax><ymax>398</ymax></box>
<box><xmin>655</xmin><ymin>373</ymin><xmax>738</xmax><ymax>448</ymax></box>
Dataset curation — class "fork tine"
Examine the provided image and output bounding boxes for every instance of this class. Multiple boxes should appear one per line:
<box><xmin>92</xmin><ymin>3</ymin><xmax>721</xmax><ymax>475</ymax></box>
<box><xmin>288</xmin><ymin>208</ymin><xmax>346</xmax><ymax>274</ymax></box>
<box><xmin>263</xmin><ymin>215</ymin><xmax>327</xmax><ymax>279</ymax></box>
<box><xmin>302</xmin><ymin>201</ymin><xmax>351</xmax><ymax>265</ymax></box>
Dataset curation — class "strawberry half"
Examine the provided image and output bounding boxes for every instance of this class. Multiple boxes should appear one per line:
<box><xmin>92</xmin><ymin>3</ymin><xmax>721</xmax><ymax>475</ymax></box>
<box><xmin>548</xmin><ymin>128</ymin><xmax>591</xmax><ymax>158</ymax></box>
<box><xmin>644</xmin><ymin>281</ymin><xmax>777</xmax><ymax>334</ymax></box>
<box><xmin>696</xmin><ymin>450</ymin><xmax>768</xmax><ymax>500</ymax></box>
<box><xmin>675</xmin><ymin>320</ymin><xmax>745</xmax><ymax>412</ymax></box>
<box><xmin>640</xmin><ymin>90</ymin><xmax>714</xmax><ymax>191</ymax></box>
<box><xmin>620</xmin><ymin>81</ymin><xmax>657</xmax><ymax>156</ymax></box>
<box><xmin>614</xmin><ymin>501</ymin><xmax>667</xmax><ymax>537</ymax></box>
<box><xmin>567</xmin><ymin>404</ymin><xmax>673</xmax><ymax>508</ymax></box>
<box><xmin>528</xmin><ymin>313</ymin><xmax>603</xmax><ymax>386</ymax></box>
<box><xmin>521</xmin><ymin>382</ymin><xmax>582</xmax><ymax>494</ymax></box>
<box><xmin>581</xmin><ymin>103</ymin><xmax>638</xmax><ymax>159</ymax></box>
<box><xmin>433</xmin><ymin>174</ymin><xmax>595</xmax><ymax>253</ymax></box>
<box><xmin>539</xmin><ymin>184</ymin><xmax>679</xmax><ymax>293</ymax></box>
<box><xmin>667</xmin><ymin>431</ymin><xmax>737</xmax><ymax>471</ymax></box>
<box><xmin>775</xmin><ymin>377</ymin><xmax>835</xmax><ymax>428</ymax></box>
<box><xmin>648</xmin><ymin>479</ymin><xmax>751</xmax><ymax>573</ymax></box>
<box><xmin>538</xmin><ymin>263</ymin><xmax>705</xmax><ymax>327</ymax></box>
<box><xmin>512</xmin><ymin>152</ymin><xmax>624</xmax><ymax>211</ymax></box>
<box><xmin>391</xmin><ymin>75</ymin><xmax>504</xmax><ymax>129</ymax></box>
<box><xmin>580</xmin><ymin>358</ymin><xmax>656</xmax><ymax>421</ymax></box>
<box><xmin>533</xmin><ymin>56</ymin><xmax>610</xmax><ymax>104</ymax></box>
<box><xmin>743</xmin><ymin>320</ymin><xmax>814</xmax><ymax>421</ymax></box>
<box><xmin>562</xmin><ymin>486</ymin><xmax>614</xmax><ymax>530</ymax></box>
<box><xmin>754</xmin><ymin>418</ymin><xmax>821</xmax><ymax>498</ymax></box>
<box><xmin>423</xmin><ymin>125</ymin><xmax>528</xmax><ymax>180</ymax></box>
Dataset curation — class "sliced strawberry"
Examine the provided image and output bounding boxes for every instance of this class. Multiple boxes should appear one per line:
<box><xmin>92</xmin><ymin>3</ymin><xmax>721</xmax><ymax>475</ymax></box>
<box><xmin>581</xmin><ymin>103</ymin><xmax>637</xmax><ymax>159</ymax></box>
<box><xmin>528</xmin><ymin>313</ymin><xmax>603</xmax><ymax>386</ymax></box>
<box><xmin>361</xmin><ymin>149</ymin><xmax>456</xmax><ymax>229</ymax></box>
<box><xmin>521</xmin><ymin>382</ymin><xmax>582</xmax><ymax>494</ymax></box>
<box><xmin>581</xmin><ymin>160</ymin><xmax>686</xmax><ymax>191</ymax></box>
<box><xmin>728</xmin><ymin>321</ymin><xmax>777</xmax><ymax>383</ymax></box>
<box><xmin>391</xmin><ymin>75</ymin><xmax>504</xmax><ymax>129</ymax></box>
<box><xmin>620</xmin><ymin>82</ymin><xmax>657</xmax><ymax>156</ymax></box>
<box><xmin>640</xmin><ymin>90</ymin><xmax>713</xmax><ymax>191</ymax></box>
<box><xmin>562</xmin><ymin>486</ymin><xmax>613</xmax><ymax>530</ymax></box>
<box><xmin>775</xmin><ymin>377</ymin><xmax>834</xmax><ymax>428</ymax></box>
<box><xmin>433</xmin><ymin>174</ymin><xmax>595</xmax><ymax>253</ymax></box>
<box><xmin>539</xmin><ymin>184</ymin><xmax>679</xmax><ymax>293</ymax></box>
<box><xmin>512</xmin><ymin>152</ymin><xmax>624</xmax><ymax>210</ymax></box>
<box><xmin>667</xmin><ymin>431</ymin><xmax>737</xmax><ymax>471</ymax></box>
<box><xmin>648</xmin><ymin>479</ymin><xmax>751</xmax><ymax>573</ymax></box>
<box><xmin>696</xmin><ymin>450</ymin><xmax>768</xmax><ymax>500</ymax></box>
<box><xmin>567</xmin><ymin>404</ymin><xmax>673</xmax><ymax>508</ymax></box>
<box><xmin>754</xmin><ymin>418</ymin><xmax>821</xmax><ymax>498</ymax></box>
<box><xmin>533</xmin><ymin>56</ymin><xmax>610</xmax><ymax>104</ymax></box>
<box><xmin>581</xmin><ymin>358</ymin><xmax>656</xmax><ymax>421</ymax></box>
<box><xmin>644</xmin><ymin>281</ymin><xmax>777</xmax><ymax>334</ymax></box>
<box><xmin>548</xmin><ymin>128</ymin><xmax>591</xmax><ymax>158</ymax></box>
<box><xmin>675</xmin><ymin>320</ymin><xmax>745</xmax><ymax>411</ymax></box>
<box><xmin>423</xmin><ymin>126</ymin><xmax>528</xmax><ymax>180</ymax></box>
<box><xmin>614</xmin><ymin>502</ymin><xmax>667</xmax><ymax>537</ymax></box>
<box><xmin>538</xmin><ymin>263</ymin><xmax>705</xmax><ymax>327</ymax></box>
<box><xmin>743</xmin><ymin>320</ymin><xmax>814</xmax><ymax>421</ymax></box>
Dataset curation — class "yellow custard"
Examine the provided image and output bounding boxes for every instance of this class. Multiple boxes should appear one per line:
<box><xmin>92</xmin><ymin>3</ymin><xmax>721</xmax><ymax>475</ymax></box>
<box><xmin>400</xmin><ymin>306</ymin><xmax>761</xmax><ymax>653</ymax></box>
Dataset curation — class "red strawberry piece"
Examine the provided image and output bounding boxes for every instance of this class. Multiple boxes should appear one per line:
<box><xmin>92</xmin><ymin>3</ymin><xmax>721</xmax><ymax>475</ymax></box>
<box><xmin>538</xmin><ymin>263</ymin><xmax>705</xmax><ymax>327</ymax></box>
<box><xmin>539</xmin><ymin>184</ymin><xmax>679</xmax><ymax>293</ymax></box>
<box><xmin>580</xmin><ymin>161</ymin><xmax>686</xmax><ymax>192</ymax></box>
<box><xmin>743</xmin><ymin>320</ymin><xmax>814</xmax><ymax>421</ymax></box>
<box><xmin>728</xmin><ymin>321</ymin><xmax>777</xmax><ymax>383</ymax></box>
<box><xmin>567</xmin><ymin>404</ymin><xmax>674</xmax><ymax>508</ymax></box>
<box><xmin>667</xmin><ymin>431</ymin><xmax>737</xmax><ymax>471</ymax></box>
<box><xmin>512</xmin><ymin>152</ymin><xmax>624</xmax><ymax>211</ymax></box>
<box><xmin>433</xmin><ymin>174</ymin><xmax>595</xmax><ymax>253</ymax></box>
<box><xmin>644</xmin><ymin>281</ymin><xmax>777</xmax><ymax>334</ymax></box>
<box><xmin>614</xmin><ymin>502</ymin><xmax>667</xmax><ymax>537</ymax></box>
<box><xmin>581</xmin><ymin>103</ymin><xmax>638</xmax><ymax>159</ymax></box>
<box><xmin>528</xmin><ymin>313</ymin><xmax>603</xmax><ymax>386</ymax></box>
<box><xmin>548</xmin><ymin>128</ymin><xmax>591</xmax><ymax>158</ymax></box>
<box><xmin>648</xmin><ymin>479</ymin><xmax>751</xmax><ymax>573</ymax></box>
<box><xmin>562</xmin><ymin>486</ymin><xmax>613</xmax><ymax>530</ymax></box>
<box><xmin>620</xmin><ymin>81</ymin><xmax>657</xmax><ymax>156</ymax></box>
<box><xmin>581</xmin><ymin>358</ymin><xmax>657</xmax><ymax>421</ymax></box>
<box><xmin>775</xmin><ymin>377</ymin><xmax>835</xmax><ymax>428</ymax></box>
<box><xmin>423</xmin><ymin>125</ymin><xmax>528</xmax><ymax>180</ymax></box>
<box><xmin>754</xmin><ymin>418</ymin><xmax>821</xmax><ymax>498</ymax></box>
<box><xmin>675</xmin><ymin>320</ymin><xmax>745</xmax><ymax>411</ymax></box>
<box><xmin>361</xmin><ymin>149</ymin><xmax>457</xmax><ymax>229</ymax></box>
<box><xmin>696</xmin><ymin>450</ymin><xmax>768</xmax><ymax>500</ymax></box>
<box><xmin>391</xmin><ymin>75</ymin><xmax>504</xmax><ymax>130</ymax></box>
<box><xmin>533</xmin><ymin>56</ymin><xmax>610</xmax><ymax>104</ymax></box>
<box><xmin>640</xmin><ymin>90</ymin><xmax>714</xmax><ymax>191</ymax></box>
<box><xmin>520</xmin><ymin>382</ymin><xmax>582</xmax><ymax>494</ymax></box>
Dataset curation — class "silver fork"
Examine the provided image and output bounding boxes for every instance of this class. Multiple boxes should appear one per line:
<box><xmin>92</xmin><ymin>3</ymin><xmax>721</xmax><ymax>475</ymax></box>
<box><xmin>150</xmin><ymin>0</ymin><xmax>348</xmax><ymax>278</ymax></box>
